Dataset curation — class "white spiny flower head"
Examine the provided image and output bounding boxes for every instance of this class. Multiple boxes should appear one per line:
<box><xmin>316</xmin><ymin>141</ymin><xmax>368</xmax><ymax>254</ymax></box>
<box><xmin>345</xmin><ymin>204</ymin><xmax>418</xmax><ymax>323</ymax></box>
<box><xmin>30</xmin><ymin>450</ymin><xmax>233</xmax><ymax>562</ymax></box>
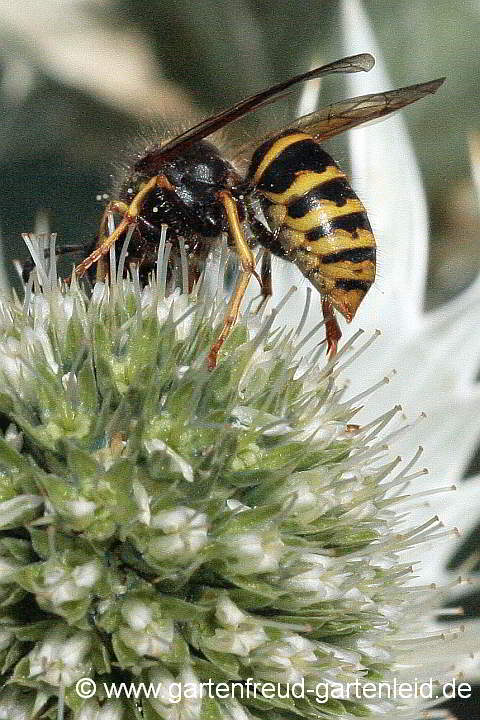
<box><xmin>0</xmin><ymin>6</ymin><xmax>477</xmax><ymax>716</ymax></box>
<box><xmin>0</xmin><ymin>225</ymin><xmax>476</xmax><ymax>719</ymax></box>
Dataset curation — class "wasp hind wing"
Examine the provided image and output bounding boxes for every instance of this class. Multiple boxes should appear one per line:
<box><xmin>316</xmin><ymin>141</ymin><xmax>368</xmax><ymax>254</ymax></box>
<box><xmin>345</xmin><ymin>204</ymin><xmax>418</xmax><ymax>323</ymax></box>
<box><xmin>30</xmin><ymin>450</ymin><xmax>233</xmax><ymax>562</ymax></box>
<box><xmin>232</xmin><ymin>77</ymin><xmax>445</xmax><ymax>163</ymax></box>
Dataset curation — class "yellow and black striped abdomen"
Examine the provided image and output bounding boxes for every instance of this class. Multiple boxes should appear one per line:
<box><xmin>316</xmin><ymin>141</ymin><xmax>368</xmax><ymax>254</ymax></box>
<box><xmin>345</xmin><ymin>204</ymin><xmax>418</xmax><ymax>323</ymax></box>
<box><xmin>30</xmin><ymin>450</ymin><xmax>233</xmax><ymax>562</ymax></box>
<box><xmin>248</xmin><ymin>130</ymin><xmax>376</xmax><ymax>322</ymax></box>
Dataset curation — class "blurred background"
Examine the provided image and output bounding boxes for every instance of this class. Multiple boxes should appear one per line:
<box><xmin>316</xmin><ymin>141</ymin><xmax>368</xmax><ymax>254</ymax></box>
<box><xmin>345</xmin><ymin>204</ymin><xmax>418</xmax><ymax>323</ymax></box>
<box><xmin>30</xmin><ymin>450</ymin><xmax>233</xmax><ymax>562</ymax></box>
<box><xmin>0</xmin><ymin>0</ymin><xmax>479</xmax><ymax>714</ymax></box>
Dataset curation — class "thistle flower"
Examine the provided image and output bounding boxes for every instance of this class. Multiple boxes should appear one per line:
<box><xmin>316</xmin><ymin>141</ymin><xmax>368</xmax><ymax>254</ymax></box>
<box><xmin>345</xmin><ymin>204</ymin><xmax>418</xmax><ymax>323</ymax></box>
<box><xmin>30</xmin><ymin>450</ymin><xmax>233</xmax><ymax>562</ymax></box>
<box><xmin>0</xmin><ymin>228</ymin><xmax>476</xmax><ymax>720</ymax></box>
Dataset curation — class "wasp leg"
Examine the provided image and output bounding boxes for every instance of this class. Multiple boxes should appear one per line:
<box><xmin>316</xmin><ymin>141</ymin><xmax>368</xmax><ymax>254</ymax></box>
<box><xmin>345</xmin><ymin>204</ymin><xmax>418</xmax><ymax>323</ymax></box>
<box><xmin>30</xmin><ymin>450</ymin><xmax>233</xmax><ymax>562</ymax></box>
<box><xmin>95</xmin><ymin>200</ymin><xmax>129</xmax><ymax>282</ymax></box>
<box><xmin>255</xmin><ymin>249</ymin><xmax>273</xmax><ymax>314</ymax></box>
<box><xmin>69</xmin><ymin>175</ymin><xmax>175</xmax><ymax>281</ymax></box>
<box><xmin>208</xmin><ymin>271</ymin><xmax>252</xmax><ymax>370</ymax></box>
<box><xmin>208</xmin><ymin>191</ymin><xmax>261</xmax><ymax>369</ymax></box>
<box><xmin>322</xmin><ymin>297</ymin><xmax>342</xmax><ymax>357</ymax></box>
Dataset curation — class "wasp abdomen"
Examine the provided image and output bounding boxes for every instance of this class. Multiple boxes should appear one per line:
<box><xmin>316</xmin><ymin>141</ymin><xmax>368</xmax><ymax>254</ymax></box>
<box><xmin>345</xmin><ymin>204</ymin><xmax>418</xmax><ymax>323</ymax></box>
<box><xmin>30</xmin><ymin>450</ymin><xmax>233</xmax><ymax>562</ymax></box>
<box><xmin>248</xmin><ymin>130</ymin><xmax>376</xmax><ymax>322</ymax></box>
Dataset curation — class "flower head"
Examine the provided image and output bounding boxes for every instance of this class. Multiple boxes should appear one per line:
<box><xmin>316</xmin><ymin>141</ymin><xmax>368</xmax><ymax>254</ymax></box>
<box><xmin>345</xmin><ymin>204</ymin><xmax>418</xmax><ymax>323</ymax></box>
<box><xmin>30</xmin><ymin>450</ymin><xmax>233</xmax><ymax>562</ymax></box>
<box><xmin>0</xmin><ymin>227</ymin><xmax>475</xmax><ymax>719</ymax></box>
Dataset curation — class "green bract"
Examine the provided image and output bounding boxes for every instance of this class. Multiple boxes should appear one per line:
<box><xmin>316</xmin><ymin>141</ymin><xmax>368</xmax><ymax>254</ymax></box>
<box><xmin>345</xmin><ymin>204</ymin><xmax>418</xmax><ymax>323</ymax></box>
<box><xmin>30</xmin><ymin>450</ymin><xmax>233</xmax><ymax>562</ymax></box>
<box><xmin>0</xmin><ymin>236</ymin><xmax>463</xmax><ymax>719</ymax></box>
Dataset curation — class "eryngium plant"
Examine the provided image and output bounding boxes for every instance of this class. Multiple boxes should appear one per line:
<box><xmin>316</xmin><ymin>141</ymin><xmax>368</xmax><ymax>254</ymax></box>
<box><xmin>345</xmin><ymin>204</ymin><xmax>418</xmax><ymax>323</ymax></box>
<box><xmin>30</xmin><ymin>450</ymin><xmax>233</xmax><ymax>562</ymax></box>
<box><xmin>0</xmin><ymin>234</ymin><xmax>463</xmax><ymax>719</ymax></box>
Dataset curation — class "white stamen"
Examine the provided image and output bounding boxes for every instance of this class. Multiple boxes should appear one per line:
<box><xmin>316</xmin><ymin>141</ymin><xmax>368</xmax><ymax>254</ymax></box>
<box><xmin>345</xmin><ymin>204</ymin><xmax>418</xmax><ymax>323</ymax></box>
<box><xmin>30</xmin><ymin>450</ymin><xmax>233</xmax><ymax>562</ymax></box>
<box><xmin>343</xmin><ymin>376</ymin><xmax>390</xmax><ymax>407</ymax></box>
<box><xmin>293</xmin><ymin>319</ymin><xmax>325</xmax><ymax>358</ymax></box>
<box><xmin>381</xmin><ymin>413</ymin><xmax>426</xmax><ymax>446</ymax></box>
<box><xmin>273</xmin><ymin>285</ymin><xmax>297</xmax><ymax>316</ymax></box>
<box><xmin>12</xmin><ymin>259</ymin><xmax>24</xmax><ymax>283</ymax></box>
<box><xmin>22</xmin><ymin>234</ymin><xmax>49</xmax><ymax>288</ymax></box>
<box><xmin>48</xmin><ymin>233</ymin><xmax>57</xmax><ymax>290</ymax></box>
<box><xmin>178</xmin><ymin>236</ymin><xmax>189</xmax><ymax>295</ymax></box>
<box><xmin>363</xmin><ymin>405</ymin><xmax>402</xmax><ymax>442</ymax></box>
<box><xmin>109</xmin><ymin>241</ymin><xmax>116</xmax><ymax>291</ymax></box>
<box><xmin>333</xmin><ymin>329</ymin><xmax>381</xmax><ymax>376</ymax></box>
<box><xmin>295</xmin><ymin>287</ymin><xmax>312</xmax><ymax>338</ymax></box>
<box><xmin>394</xmin><ymin>446</ymin><xmax>424</xmax><ymax>481</ymax></box>
<box><xmin>22</xmin><ymin>271</ymin><xmax>34</xmax><ymax>313</ymax></box>
<box><xmin>117</xmin><ymin>224</ymin><xmax>135</xmax><ymax>285</ymax></box>
<box><xmin>158</xmin><ymin>242</ymin><xmax>172</xmax><ymax>301</ymax></box>
<box><xmin>216</xmin><ymin>236</ymin><xmax>229</xmax><ymax>304</ymax></box>
<box><xmin>105</xmin><ymin>210</ymin><xmax>115</xmax><ymax>237</ymax></box>
<box><xmin>153</xmin><ymin>224</ymin><xmax>168</xmax><ymax>306</ymax></box>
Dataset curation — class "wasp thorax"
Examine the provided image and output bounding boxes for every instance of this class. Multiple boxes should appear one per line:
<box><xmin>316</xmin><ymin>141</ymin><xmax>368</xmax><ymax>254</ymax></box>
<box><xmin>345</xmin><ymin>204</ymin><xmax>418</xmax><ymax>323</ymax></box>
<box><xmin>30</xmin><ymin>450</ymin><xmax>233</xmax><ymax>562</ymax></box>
<box><xmin>118</xmin><ymin>141</ymin><xmax>244</xmax><ymax>241</ymax></box>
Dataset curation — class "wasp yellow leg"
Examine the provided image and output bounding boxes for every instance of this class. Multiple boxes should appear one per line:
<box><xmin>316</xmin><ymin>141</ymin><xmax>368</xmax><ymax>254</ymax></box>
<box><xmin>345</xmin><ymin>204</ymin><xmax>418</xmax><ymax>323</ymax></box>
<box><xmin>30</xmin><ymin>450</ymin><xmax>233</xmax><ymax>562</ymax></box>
<box><xmin>207</xmin><ymin>270</ymin><xmax>252</xmax><ymax>370</ymax></box>
<box><xmin>69</xmin><ymin>175</ymin><xmax>175</xmax><ymax>281</ymax></box>
<box><xmin>322</xmin><ymin>297</ymin><xmax>342</xmax><ymax>357</ymax></box>
<box><xmin>255</xmin><ymin>249</ymin><xmax>273</xmax><ymax>314</ymax></box>
<box><xmin>208</xmin><ymin>191</ymin><xmax>261</xmax><ymax>369</ymax></box>
<box><xmin>217</xmin><ymin>191</ymin><xmax>261</xmax><ymax>287</ymax></box>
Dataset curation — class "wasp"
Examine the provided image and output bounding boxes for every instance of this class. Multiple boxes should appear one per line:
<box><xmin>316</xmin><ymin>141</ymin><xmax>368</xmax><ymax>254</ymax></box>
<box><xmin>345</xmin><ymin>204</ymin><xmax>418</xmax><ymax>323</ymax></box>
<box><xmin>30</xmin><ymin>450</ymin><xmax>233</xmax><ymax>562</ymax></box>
<box><xmin>67</xmin><ymin>53</ymin><xmax>443</xmax><ymax>368</ymax></box>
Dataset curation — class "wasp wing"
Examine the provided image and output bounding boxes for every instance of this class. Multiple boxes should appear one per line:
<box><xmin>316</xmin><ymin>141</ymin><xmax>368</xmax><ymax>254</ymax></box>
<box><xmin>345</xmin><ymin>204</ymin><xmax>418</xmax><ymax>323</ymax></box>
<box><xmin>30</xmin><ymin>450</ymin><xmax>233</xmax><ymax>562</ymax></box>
<box><xmin>134</xmin><ymin>53</ymin><xmax>375</xmax><ymax>171</ymax></box>
<box><xmin>232</xmin><ymin>77</ymin><xmax>445</xmax><ymax>164</ymax></box>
